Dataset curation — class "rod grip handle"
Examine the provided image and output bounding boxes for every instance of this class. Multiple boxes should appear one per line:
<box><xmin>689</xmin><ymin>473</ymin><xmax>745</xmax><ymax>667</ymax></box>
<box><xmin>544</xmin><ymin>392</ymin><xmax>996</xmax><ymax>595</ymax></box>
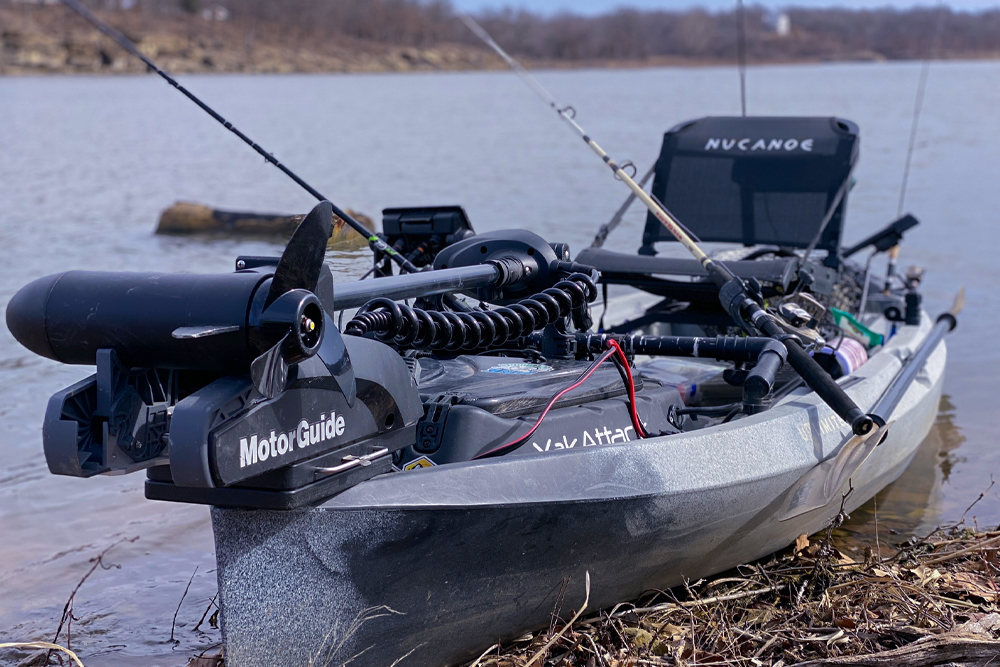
<box><xmin>784</xmin><ymin>339</ymin><xmax>874</xmax><ymax>436</ymax></box>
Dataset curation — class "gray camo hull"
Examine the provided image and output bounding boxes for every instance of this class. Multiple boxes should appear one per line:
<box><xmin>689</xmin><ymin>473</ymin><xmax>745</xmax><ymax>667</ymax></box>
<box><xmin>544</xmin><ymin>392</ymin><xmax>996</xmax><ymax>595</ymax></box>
<box><xmin>213</xmin><ymin>313</ymin><xmax>945</xmax><ymax>667</ymax></box>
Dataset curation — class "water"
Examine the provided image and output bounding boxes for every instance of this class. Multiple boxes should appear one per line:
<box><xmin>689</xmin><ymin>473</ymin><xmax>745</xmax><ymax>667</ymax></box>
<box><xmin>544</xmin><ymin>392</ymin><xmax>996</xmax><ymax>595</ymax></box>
<box><xmin>1</xmin><ymin>61</ymin><xmax>998</xmax><ymax>664</ymax></box>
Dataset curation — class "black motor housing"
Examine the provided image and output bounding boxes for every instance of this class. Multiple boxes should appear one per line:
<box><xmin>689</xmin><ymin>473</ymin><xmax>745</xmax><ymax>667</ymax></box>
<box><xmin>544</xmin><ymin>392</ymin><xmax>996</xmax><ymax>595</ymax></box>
<box><xmin>5</xmin><ymin>269</ymin><xmax>312</xmax><ymax>373</ymax></box>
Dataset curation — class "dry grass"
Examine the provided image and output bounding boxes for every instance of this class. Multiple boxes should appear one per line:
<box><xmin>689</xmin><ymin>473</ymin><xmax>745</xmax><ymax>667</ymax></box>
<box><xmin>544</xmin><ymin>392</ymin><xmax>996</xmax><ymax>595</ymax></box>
<box><xmin>6</xmin><ymin>499</ymin><xmax>1000</xmax><ymax>667</ymax></box>
<box><xmin>462</xmin><ymin>501</ymin><xmax>1000</xmax><ymax>667</ymax></box>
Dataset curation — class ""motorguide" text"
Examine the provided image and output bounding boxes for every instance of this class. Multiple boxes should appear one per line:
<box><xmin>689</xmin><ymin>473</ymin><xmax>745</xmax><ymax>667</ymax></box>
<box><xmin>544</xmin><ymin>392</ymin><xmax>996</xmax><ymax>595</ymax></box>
<box><xmin>239</xmin><ymin>412</ymin><xmax>346</xmax><ymax>468</ymax></box>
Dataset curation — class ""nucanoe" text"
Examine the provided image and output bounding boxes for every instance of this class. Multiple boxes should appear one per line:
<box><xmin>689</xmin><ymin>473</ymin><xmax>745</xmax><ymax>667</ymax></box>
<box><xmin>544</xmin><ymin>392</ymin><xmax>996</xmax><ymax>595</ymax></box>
<box><xmin>704</xmin><ymin>138</ymin><xmax>814</xmax><ymax>152</ymax></box>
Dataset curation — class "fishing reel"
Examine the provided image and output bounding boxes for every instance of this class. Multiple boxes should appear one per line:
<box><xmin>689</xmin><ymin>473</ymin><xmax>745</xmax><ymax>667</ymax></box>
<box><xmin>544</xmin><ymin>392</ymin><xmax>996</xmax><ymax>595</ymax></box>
<box><xmin>7</xmin><ymin>202</ymin><xmax>423</xmax><ymax>509</ymax></box>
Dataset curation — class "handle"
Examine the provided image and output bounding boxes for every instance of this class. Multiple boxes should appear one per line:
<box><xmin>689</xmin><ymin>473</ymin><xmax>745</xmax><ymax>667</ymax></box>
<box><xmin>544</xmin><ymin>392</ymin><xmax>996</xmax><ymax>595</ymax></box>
<box><xmin>784</xmin><ymin>340</ymin><xmax>874</xmax><ymax>436</ymax></box>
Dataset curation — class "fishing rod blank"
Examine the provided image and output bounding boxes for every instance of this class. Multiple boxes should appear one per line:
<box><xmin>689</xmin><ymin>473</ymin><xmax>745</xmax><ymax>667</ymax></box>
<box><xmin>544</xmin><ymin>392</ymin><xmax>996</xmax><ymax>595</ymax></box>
<box><xmin>590</xmin><ymin>162</ymin><xmax>655</xmax><ymax>249</ymax></box>
<box><xmin>461</xmin><ymin>14</ymin><xmax>874</xmax><ymax>437</ymax></box>
<box><xmin>60</xmin><ymin>0</ymin><xmax>419</xmax><ymax>275</ymax></box>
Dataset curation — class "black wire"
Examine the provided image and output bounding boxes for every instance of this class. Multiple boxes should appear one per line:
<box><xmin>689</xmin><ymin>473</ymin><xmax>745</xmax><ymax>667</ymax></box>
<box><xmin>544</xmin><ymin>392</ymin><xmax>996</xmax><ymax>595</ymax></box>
<box><xmin>677</xmin><ymin>402</ymin><xmax>741</xmax><ymax>417</ymax></box>
<box><xmin>722</xmin><ymin>405</ymin><xmax>743</xmax><ymax>423</ymax></box>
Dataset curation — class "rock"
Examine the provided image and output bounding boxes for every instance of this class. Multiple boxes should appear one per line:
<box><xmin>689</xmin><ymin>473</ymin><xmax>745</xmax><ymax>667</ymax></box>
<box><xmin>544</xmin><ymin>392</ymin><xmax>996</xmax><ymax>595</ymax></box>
<box><xmin>156</xmin><ymin>201</ymin><xmax>374</xmax><ymax>249</ymax></box>
<box><xmin>957</xmin><ymin>612</ymin><xmax>1000</xmax><ymax>637</ymax></box>
<box><xmin>15</xmin><ymin>650</ymin><xmax>49</xmax><ymax>667</ymax></box>
<box><xmin>621</xmin><ymin>626</ymin><xmax>654</xmax><ymax>647</ymax></box>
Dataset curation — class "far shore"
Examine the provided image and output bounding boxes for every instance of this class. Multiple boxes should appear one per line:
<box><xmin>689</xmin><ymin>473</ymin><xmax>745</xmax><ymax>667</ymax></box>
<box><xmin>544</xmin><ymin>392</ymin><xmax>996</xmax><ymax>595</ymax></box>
<box><xmin>3</xmin><ymin>51</ymin><xmax>999</xmax><ymax>78</ymax></box>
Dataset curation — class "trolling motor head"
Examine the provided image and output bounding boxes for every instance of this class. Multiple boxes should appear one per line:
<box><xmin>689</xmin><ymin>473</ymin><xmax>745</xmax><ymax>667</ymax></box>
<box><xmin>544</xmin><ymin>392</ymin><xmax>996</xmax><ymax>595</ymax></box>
<box><xmin>6</xmin><ymin>201</ymin><xmax>424</xmax><ymax>508</ymax></box>
<box><xmin>7</xmin><ymin>202</ymin><xmax>333</xmax><ymax>375</ymax></box>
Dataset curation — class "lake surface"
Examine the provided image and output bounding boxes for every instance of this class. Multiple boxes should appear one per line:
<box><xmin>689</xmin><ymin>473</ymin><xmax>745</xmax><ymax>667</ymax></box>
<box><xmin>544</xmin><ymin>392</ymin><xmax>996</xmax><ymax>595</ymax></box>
<box><xmin>1</xmin><ymin>61</ymin><xmax>998</xmax><ymax>665</ymax></box>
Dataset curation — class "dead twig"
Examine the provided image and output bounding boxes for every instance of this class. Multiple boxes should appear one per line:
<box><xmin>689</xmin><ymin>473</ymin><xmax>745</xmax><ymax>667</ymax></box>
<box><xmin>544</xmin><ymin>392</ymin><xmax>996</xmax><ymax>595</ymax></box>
<box><xmin>171</xmin><ymin>566</ymin><xmax>199</xmax><ymax>642</ymax></box>
<box><xmin>193</xmin><ymin>594</ymin><xmax>219</xmax><ymax>633</ymax></box>
<box><xmin>52</xmin><ymin>537</ymin><xmax>138</xmax><ymax>653</ymax></box>
<box><xmin>524</xmin><ymin>571</ymin><xmax>590</xmax><ymax>667</ymax></box>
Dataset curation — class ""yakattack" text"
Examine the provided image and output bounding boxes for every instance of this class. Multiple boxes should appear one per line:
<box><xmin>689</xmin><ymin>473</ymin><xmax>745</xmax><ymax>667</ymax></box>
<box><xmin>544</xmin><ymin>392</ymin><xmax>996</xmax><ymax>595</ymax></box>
<box><xmin>239</xmin><ymin>412</ymin><xmax>346</xmax><ymax>468</ymax></box>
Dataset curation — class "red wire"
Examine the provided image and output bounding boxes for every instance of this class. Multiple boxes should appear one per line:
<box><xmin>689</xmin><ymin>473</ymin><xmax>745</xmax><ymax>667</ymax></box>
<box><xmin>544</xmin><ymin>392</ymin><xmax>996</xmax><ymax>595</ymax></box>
<box><xmin>607</xmin><ymin>339</ymin><xmax>649</xmax><ymax>438</ymax></box>
<box><xmin>473</xmin><ymin>347</ymin><xmax>617</xmax><ymax>459</ymax></box>
<box><xmin>472</xmin><ymin>341</ymin><xmax>647</xmax><ymax>460</ymax></box>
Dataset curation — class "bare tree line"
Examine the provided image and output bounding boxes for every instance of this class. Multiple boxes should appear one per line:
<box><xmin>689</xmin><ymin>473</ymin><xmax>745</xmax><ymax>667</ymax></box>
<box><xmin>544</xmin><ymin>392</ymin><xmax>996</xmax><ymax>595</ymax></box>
<box><xmin>6</xmin><ymin>0</ymin><xmax>1000</xmax><ymax>62</ymax></box>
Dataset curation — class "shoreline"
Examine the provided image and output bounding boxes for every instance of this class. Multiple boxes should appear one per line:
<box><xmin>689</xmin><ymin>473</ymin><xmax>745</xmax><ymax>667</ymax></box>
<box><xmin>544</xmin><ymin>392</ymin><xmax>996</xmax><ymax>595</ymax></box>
<box><xmin>3</xmin><ymin>52</ymin><xmax>999</xmax><ymax>78</ymax></box>
<box><xmin>2</xmin><ymin>8</ymin><xmax>997</xmax><ymax>78</ymax></box>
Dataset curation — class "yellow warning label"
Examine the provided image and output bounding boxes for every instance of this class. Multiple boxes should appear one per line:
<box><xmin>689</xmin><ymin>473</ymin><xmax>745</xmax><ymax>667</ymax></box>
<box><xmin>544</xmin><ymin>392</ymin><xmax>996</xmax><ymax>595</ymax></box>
<box><xmin>402</xmin><ymin>456</ymin><xmax>436</xmax><ymax>471</ymax></box>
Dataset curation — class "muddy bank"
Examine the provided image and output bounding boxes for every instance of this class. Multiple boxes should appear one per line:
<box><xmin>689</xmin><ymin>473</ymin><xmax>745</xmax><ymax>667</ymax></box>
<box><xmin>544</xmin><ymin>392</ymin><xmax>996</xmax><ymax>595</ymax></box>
<box><xmin>0</xmin><ymin>5</ymin><xmax>501</xmax><ymax>75</ymax></box>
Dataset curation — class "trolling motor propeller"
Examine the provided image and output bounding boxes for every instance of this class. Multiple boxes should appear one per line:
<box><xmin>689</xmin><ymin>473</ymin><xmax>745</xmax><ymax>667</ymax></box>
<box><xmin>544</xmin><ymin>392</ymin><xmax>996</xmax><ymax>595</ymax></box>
<box><xmin>248</xmin><ymin>200</ymin><xmax>332</xmax><ymax>396</ymax></box>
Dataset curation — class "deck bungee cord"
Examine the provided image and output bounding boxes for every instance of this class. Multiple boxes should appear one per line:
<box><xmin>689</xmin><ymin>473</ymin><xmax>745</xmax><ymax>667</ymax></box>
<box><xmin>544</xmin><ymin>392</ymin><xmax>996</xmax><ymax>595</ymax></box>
<box><xmin>460</xmin><ymin>14</ymin><xmax>876</xmax><ymax>438</ymax></box>
<box><xmin>59</xmin><ymin>0</ymin><xmax>421</xmax><ymax>275</ymax></box>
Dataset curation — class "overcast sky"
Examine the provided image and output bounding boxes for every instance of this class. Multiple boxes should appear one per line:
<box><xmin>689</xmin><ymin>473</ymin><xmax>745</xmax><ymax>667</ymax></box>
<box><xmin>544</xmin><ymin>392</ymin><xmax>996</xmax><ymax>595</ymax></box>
<box><xmin>453</xmin><ymin>0</ymin><xmax>1000</xmax><ymax>14</ymax></box>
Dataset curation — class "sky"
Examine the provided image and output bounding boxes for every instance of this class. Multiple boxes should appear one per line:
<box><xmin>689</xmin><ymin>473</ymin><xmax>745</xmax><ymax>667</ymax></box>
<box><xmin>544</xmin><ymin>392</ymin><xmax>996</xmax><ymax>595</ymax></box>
<box><xmin>452</xmin><ymin>0</ymin><xmax>1000</xmax><ymax>14</ymax></box>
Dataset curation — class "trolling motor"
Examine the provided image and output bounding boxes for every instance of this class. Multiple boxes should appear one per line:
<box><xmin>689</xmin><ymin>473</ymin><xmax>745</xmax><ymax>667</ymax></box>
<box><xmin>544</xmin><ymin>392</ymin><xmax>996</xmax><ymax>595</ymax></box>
<box><xmin>6</xmin><ymin>202</ymin><xmax>424</xmax><ymax>509</ymax></box>
<box><xmin>6</xmin><ymin>206</ymin><xmax>612</xmax><ymax>508</ymax></box>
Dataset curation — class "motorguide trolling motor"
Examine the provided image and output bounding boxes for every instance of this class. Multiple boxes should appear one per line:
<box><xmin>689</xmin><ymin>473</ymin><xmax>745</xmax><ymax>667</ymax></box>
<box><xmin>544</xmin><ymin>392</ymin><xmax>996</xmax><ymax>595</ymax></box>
<box><xmin>5</xmin><ymin>203</ymin><xmax>604</xmax><ymax>509</ymax></box>
<box><xmin>6</xmin><ymin>202</ymin><xmax>423</xmax><ymax>509</ymax></box>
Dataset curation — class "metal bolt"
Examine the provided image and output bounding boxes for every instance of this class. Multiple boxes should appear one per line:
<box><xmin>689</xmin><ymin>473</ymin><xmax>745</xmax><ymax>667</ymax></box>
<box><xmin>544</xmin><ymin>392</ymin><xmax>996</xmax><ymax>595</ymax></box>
<box><xmin>301</xmin><ymin>316</ymin><xmax>316</xmax><ymax>333</ymax></box>
<box><xmin>236</xmin><ymin>259</ymin><xmax>246</xmax><ymax>270</ymax></box>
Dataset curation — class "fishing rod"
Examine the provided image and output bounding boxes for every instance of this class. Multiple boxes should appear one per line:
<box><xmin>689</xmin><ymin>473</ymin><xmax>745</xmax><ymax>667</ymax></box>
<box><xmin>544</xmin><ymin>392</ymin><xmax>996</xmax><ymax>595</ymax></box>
<box><xmin>590</xmin><ymin>162</ymin><xmax>655</xmax><ymax>248</ymax></box>
<box><xmin>888</xmin><ymin>5</ymin><xmax>947</xmax><ymax>291</ymax></box>
<box><xmin>461</xmin><ymin>15</ymin><xmax>875</xmax><ymax>437</ymax></box>
<box><xmin>60</xmin><ymin>0</ymin><xmax>420</xmax><ymax>275</ymax></box>
<box><xmin>735</xmin><ymin>0</ymin><xmax>748</xmax><ymax>116</ymax></box>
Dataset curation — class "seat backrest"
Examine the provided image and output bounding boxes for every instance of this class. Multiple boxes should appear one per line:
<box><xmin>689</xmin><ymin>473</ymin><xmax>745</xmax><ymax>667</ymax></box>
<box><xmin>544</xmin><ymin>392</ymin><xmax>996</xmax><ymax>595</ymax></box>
<box><xmin>639</xmin><ymin>116</ymin><xmax>859</xmax><ymax>267</ymax></box>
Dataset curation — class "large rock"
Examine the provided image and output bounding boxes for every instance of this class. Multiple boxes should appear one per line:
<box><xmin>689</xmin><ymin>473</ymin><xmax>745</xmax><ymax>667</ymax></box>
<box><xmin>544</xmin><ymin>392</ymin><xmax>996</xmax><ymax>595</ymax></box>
<box><xmin>156</xmin><ymin>201</ymin><xmax>375</xmax><ymax>249</ymax></box>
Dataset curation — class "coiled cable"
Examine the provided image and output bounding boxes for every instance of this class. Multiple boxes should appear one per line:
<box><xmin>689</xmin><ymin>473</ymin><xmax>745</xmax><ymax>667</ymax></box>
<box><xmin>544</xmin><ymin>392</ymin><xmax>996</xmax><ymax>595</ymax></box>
<box><xmin>344</xmin><ymin>272</ymin><xmax>598</xmax><ymax>351</ymax></box>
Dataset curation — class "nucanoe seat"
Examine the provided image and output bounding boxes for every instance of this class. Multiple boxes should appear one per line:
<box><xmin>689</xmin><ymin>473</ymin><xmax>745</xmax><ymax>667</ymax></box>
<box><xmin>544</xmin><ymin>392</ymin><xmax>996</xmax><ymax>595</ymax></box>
<box><xmin>576</xmin><ymin>116</ymin><xmax>860</xmax><ymax>329</ymax></box>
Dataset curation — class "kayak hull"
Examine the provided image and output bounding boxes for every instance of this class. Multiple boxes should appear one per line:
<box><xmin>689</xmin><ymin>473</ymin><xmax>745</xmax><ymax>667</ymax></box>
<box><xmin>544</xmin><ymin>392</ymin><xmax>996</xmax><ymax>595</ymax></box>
<box><xmin>213</xmin><ymin>313</ymin><xmax>945</xmax><ymax>667</ymax></box>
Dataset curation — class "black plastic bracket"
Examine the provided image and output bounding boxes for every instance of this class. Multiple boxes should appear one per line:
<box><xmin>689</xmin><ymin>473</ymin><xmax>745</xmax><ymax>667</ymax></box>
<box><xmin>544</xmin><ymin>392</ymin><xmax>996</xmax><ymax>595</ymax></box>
<box><xmin>416</xmin><ymin>394</ymin><xmax>463</xmax><ymax>454</ymax></box>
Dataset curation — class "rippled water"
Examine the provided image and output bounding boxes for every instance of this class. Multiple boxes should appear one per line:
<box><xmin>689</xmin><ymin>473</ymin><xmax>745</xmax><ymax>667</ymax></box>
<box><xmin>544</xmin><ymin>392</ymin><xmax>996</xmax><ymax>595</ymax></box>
<box><xmin>1</xmin><ymin>61</ymin><xmax>998</xmax><ymax>665</ymax></box>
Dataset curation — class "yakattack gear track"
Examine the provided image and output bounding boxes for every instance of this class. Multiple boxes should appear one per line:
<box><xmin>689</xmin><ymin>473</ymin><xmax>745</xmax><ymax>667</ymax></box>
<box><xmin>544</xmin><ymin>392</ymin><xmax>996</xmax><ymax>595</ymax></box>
<box><xmin>345</xmin><ymin>272</ymin><xmax>598</xmax><ymax>351</ymax></box>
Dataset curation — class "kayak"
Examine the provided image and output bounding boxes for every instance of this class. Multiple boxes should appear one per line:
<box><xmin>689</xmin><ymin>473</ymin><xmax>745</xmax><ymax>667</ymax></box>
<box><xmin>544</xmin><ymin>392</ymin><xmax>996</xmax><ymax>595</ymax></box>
<box><xmin>5</xmin><ymin>115</ymin><xmax>955</xmax><ymax>667</ymax></box>
<box><xmin>212</xmin><ymin>299</ymin><xmax>944</xmax><ymax>667</ymax></box>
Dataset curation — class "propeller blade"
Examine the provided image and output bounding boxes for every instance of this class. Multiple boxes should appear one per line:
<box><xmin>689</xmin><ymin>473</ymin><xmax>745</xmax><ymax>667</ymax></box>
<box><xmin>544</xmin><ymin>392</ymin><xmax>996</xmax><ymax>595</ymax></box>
<box><xmin>250</xmin><ymin>335</ymin><xmax>290</xmax><ymax>400</ymax></box>
<box><xmin>778</xmin><ymin>422</ymin><xmax>891</xmax><ymax>521</ymax></box>
<box><xmin>264</xmin><ymin>200</ymin><xmax>333</xmax><ymax>309</ymax></box>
